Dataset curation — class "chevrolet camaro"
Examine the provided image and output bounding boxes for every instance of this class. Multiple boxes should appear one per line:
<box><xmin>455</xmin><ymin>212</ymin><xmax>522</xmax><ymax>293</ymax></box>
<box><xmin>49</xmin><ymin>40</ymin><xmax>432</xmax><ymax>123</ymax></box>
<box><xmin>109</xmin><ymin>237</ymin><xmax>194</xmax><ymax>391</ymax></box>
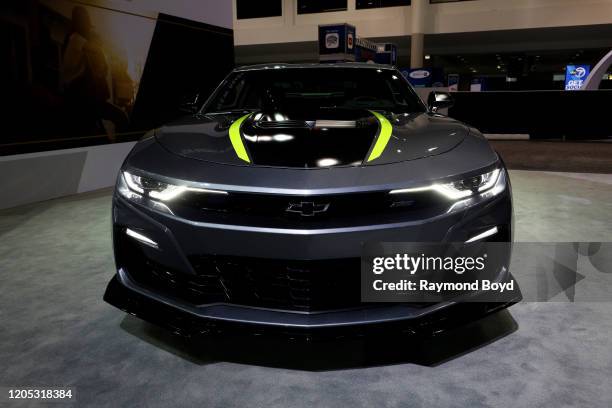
<box><xmin>104</xmin><ymin>63</ymin><xmax>519</xmax><ymax>338</ymax></box>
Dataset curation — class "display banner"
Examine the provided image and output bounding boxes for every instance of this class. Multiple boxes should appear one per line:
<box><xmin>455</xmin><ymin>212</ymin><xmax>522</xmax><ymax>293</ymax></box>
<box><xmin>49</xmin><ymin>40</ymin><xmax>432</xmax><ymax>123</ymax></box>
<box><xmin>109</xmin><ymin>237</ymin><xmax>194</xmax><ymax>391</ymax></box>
<box><xmin>355</xmin><ymin>37</ymin><xmax>377</xmax><ymax>63</ymax></box>
<box><xmin>565</xmin><ymin>65</ymin><xmax>591</xmax><ymax>90</ymax></box>
<box><xmin>470</xmin><ymin>78</ymin><xmax>484</xmax><ymax>92</ymax></box>
<box><xmin>361</xmin><ymin>242</ymin><xmax>612</xmax><ymax>303</ymax></box>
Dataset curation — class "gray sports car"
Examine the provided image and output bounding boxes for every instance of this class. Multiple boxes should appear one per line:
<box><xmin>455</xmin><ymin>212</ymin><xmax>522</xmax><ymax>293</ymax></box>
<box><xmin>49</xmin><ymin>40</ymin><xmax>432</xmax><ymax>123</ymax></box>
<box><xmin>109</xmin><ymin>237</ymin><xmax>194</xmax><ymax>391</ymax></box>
<box><xmin>104</xmin><ymin>63</ymin><xmax>517</xmax><ymax>338</ymax></box>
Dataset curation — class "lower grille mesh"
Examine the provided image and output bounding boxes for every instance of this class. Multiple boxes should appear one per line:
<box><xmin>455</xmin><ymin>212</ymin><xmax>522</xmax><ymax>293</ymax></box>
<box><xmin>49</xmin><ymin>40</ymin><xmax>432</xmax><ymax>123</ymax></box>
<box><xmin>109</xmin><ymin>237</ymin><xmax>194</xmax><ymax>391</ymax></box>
<box><xmin>133</xmin><ymin>255</ymin><xmax>364</xmax><ymax>312</ymax></box>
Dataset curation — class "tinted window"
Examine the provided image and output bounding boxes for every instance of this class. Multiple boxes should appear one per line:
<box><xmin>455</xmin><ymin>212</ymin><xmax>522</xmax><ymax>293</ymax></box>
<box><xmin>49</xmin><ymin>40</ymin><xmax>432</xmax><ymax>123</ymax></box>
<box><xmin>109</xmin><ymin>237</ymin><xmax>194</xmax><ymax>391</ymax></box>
<box><xmin>297</xmin><ymin>0</ymin><xmax>347</xmax><ymax>14</ymax></box>
<box><xmin>356</xmin><ymin>0</ymin><xmax>410</xmax><ymax>9</ymax></box>
<box><xmin>204</xmin><ymin>68</ymin><xmax>426</xmax><ymax>114</ymax></box>
<box><xmin>236</xmin><ymin>0</ymin><xmax>282</xmax><ymax>19</ymax></box>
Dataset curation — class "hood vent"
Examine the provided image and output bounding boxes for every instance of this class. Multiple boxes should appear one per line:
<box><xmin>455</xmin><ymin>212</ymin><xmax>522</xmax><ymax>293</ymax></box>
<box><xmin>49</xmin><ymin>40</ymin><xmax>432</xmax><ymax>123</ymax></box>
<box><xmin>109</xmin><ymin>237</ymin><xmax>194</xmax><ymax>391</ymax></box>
<box><xmin>256</xmin><ymin>119</ymin><xmax>360</xmax><ymax>130</ymax></box>
<box><xmin>314</xmin><ymin>120</ymin><xmax>357</xmax><ymax>129</ymax></box>
<box><xmin>257</xmin><ymin>120</ymin><xmax>310</xmax><ymax>129</ymax></box>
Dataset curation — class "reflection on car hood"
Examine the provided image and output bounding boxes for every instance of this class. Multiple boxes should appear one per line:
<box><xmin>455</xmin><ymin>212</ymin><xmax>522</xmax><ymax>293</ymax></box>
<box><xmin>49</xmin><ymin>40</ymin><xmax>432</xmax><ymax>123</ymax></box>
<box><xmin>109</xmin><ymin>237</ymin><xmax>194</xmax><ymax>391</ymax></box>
<box><xmin>155</xmin><ymin>110</ymin><xmax>468</xmax><ymax>168</ymax></box>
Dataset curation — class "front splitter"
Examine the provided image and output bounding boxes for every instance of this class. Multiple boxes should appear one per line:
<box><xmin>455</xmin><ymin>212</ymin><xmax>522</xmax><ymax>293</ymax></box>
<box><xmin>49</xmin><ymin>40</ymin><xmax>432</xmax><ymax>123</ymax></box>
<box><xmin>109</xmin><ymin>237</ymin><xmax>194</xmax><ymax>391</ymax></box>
<box><xmin>104</xmin><ymin>273</ymin><xmax>522</xmax><ymax>341</ymax></box>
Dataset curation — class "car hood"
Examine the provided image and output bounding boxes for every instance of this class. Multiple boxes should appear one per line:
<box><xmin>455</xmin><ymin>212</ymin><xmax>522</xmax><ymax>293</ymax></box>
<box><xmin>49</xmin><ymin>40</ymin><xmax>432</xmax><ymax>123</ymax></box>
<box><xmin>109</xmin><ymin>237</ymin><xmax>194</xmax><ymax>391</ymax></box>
<box><xmin>155</xmin><ymin>110</ymin><xmax>468</xmax><ymax>168</ymax></box>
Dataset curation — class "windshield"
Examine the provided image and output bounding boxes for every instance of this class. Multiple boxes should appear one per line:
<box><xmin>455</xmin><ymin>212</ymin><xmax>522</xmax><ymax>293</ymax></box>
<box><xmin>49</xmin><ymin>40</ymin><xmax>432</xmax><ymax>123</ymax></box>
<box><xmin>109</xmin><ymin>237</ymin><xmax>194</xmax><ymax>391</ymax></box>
<box><xmin>203</xmin><ymin>67</ymin><xmax>427</xmax><ymax>115</ymax></box>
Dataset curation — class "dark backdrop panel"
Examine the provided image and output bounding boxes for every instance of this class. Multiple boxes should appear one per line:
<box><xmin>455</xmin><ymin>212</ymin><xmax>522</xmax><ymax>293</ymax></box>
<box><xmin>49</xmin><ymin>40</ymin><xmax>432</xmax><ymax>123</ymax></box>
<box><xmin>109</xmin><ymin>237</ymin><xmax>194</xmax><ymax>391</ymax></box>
<box><xmin>0</xmin><ymin>4</ymin><xmax>234</xmax><ymax>156</ymax></box>
<box><xmin>130</xmin><ymin>14</ymin><xmax>234</xmax><ymax>131</ymax></box>
<box><xmin>449</xmin><ymin>90</ymin><xmax>612</xmax><ymax>140</ymax></box>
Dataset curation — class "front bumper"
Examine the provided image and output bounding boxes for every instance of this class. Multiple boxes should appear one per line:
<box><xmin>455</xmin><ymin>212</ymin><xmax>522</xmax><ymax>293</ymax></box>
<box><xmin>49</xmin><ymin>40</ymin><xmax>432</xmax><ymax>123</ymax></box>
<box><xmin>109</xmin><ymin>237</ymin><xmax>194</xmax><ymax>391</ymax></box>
<box><xmin>105</xmin><ymin>170</ymin><xmax>515</xmax><ymax>333</ymax></box>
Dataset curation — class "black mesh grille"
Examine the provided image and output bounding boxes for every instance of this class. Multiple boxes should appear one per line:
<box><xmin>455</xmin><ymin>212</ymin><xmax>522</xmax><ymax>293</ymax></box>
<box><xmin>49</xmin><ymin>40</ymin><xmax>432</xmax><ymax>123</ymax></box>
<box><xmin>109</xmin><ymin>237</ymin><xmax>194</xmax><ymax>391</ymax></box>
<box><xmin>127</xmin><ymin>250</ymin><xmax>365</xmax><ymax>312</ymax></box>
<box><xmin>190</xmin><ymin>256</ymin><xmax>363</xmax><ymax>311</ymax></box>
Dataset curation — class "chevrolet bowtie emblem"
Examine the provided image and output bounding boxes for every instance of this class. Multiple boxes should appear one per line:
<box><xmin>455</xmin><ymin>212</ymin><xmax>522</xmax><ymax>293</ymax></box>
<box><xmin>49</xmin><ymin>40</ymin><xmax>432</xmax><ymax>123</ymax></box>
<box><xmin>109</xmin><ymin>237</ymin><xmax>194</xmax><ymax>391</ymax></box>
<box><xmin>286</xmin><ymin>201</ymin><xmax>330</xmax><ymax>216</ymax></box>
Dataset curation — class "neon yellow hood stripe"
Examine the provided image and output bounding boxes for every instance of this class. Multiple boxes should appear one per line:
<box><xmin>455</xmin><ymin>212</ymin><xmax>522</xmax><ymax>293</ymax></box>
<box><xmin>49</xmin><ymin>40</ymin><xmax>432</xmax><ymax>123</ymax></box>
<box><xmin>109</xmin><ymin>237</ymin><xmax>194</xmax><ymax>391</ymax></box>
<box><xmin>229</xmin><ymin>113</ymin><xmax>252</xmax><ymax>163</ymax></box>
<box><xmin>366</xmin><ymin>110</ymin><xmax>393</xmax><ymax>162</ymax></box>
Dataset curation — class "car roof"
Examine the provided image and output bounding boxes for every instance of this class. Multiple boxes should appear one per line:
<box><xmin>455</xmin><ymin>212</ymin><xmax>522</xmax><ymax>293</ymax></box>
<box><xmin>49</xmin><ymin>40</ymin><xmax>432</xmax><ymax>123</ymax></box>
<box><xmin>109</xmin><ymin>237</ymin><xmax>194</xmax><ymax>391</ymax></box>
<box><xmin>233</xmin><ymin>62</ymin><xmax>396</xmax><ymax>72</ymax></box>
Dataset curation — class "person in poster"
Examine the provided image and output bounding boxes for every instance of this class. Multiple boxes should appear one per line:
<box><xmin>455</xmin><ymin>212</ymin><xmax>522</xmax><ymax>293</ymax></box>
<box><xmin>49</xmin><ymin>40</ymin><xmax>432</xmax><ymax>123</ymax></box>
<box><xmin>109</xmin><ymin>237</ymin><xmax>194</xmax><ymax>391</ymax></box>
<box><xmin>61</xmin><ymin>5</ymin><xmax>128</xmax><ymax>142</ymax></box>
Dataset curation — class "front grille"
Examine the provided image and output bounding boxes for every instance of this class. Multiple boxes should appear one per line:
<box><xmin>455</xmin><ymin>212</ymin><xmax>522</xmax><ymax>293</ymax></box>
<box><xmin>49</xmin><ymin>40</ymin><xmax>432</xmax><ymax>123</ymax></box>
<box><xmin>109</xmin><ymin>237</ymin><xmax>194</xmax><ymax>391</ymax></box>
<box><xmin>116</xmin><ymin>228</ymin><xmax>432</xmax><ymax>314</ymax></box>
<box><xmin>192</xmin><ymin>256</ymin><xmax>364</xmax><ymax>311</ymax></box>
<box><xmin>129</xmin><ymin>252</ymin><xmax>365</xmax><ymax>312</ymax></box>
<box><xmin>170</xmin><ymin>190</ymin><xmax>448</xmax><ymax>229</ymax></box>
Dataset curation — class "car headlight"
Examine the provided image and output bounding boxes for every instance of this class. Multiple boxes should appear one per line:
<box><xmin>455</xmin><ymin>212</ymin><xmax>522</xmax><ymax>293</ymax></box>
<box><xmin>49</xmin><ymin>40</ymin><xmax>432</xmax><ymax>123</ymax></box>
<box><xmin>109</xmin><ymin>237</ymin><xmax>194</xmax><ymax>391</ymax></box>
<box><xmin>117</xmin><ymin>171</ymin><xmax>227</xmax><ymax>213</ymax></box>
<box><xmin>389</xmin><ymin>168</ymin><xmax>503</xmax><ymax>200</ymax></box>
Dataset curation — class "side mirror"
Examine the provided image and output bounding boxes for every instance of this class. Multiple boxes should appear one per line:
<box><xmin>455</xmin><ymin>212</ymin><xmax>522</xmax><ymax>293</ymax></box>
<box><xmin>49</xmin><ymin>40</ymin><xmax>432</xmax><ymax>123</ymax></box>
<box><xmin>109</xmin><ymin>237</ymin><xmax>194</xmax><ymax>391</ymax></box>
<box><xmin>427</xmin><ymin>91</ymin><xmax>454</xmax><ymax>113</ymax></box>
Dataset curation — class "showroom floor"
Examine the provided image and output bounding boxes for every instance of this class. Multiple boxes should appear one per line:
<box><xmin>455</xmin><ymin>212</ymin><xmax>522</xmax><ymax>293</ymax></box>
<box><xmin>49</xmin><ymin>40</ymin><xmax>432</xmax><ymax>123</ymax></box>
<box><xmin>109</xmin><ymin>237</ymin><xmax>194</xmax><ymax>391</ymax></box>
<box><xmin>1</xmin><ymin>170</ymin><xmax>612</xmax><ymax>407</ymax></box>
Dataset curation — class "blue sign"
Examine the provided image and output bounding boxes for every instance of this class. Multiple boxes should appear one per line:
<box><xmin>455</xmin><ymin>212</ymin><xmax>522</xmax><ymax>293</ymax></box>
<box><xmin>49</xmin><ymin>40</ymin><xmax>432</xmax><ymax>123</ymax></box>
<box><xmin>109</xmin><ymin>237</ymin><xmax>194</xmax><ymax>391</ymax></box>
<box><xmin>565</xmin><ymin>65</ymin><xmax>590</xmax><ymax>90</ymax></box>
<box><xmin>318</xmin><ymin>24</ymin><xmax>356</xmax><ymax>62</ymax></box>
<box><xmin>448</xmin><ymin>74</ymin><xmax>459</xmax><ymax>91</ymax></box>
<box><xmin>400</xmin><ymin>68</ymin><xmax>433</xmax><ymax>88</ymax></box>
<box><xmin>374</xmin><ymin>43</ymin><xmax>397</xmax><ymax>66</ymax></box>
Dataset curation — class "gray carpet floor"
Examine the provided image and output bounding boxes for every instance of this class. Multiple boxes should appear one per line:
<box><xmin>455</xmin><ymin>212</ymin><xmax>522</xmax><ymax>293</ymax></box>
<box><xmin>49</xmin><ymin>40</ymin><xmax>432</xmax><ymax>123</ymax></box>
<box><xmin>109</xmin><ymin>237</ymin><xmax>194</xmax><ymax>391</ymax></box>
<box><xmin>1</xmin><ymin>170</ymin><xmax>611</xmax><ymax>407</ymax></box>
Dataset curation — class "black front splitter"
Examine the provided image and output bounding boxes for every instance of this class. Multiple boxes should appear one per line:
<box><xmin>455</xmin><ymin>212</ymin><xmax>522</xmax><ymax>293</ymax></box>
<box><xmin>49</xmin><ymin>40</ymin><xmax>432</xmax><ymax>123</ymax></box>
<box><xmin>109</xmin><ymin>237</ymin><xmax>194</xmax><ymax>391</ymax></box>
<box><xmin>104</xmin><ymin>275</ymin><xmax>521</xmax><ymax>342</ymax></box>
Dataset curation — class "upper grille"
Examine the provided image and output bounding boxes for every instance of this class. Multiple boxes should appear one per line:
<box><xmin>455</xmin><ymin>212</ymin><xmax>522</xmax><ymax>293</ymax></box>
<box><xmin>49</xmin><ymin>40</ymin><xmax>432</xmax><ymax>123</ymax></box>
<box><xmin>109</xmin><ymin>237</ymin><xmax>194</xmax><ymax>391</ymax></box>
<box><xmin>169</xmin><ymin>190</ymin><xmax>448</xmax><ymax>229</ymax></box>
